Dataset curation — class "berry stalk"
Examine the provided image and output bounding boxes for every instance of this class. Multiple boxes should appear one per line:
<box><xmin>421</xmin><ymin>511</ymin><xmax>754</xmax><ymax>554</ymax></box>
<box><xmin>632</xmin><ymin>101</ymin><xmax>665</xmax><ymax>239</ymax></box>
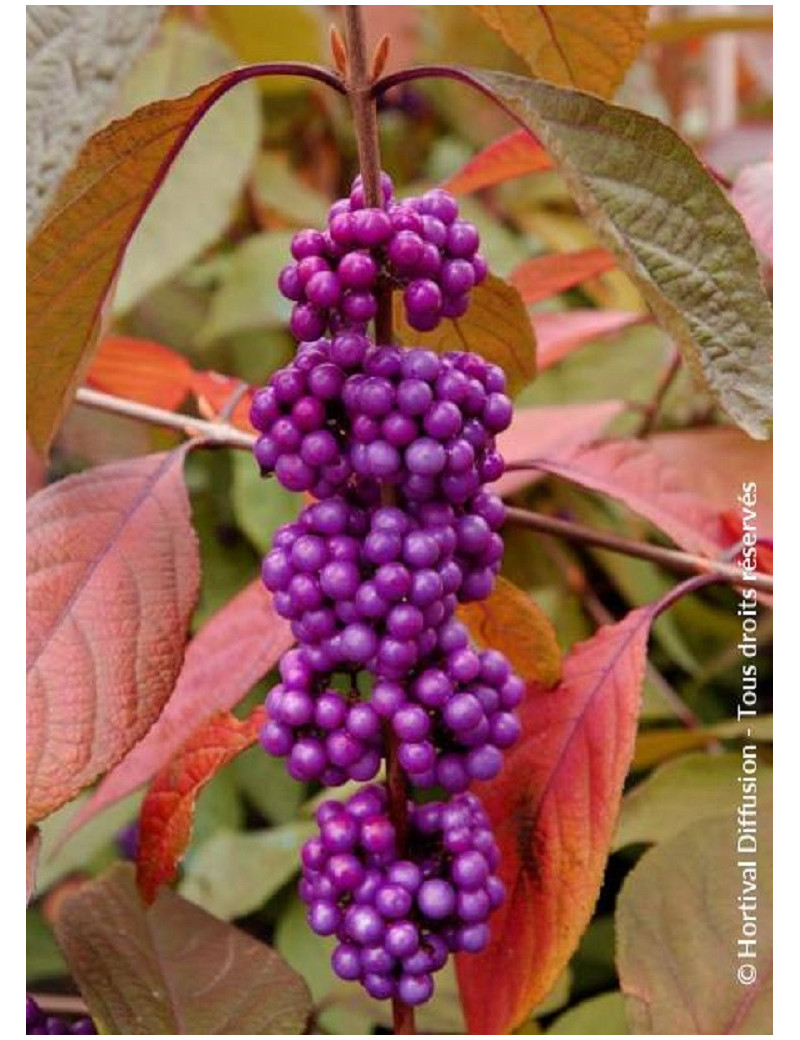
<box><xmin>342</xmin><ymin>9</ymin><xmax>413</xmax><ymax>1033</ymax></box>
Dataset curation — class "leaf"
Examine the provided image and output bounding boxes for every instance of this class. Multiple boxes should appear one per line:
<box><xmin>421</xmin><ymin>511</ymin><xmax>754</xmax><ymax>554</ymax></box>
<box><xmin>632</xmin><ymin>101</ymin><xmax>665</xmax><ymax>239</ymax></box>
<box><xmin>65</xmin><ymin>579</ymin><xmax>293</xmax><ymax>837</ymax></box>
<box><xmin>648</xmin><ymin>13</ymin><xmax>772</xmax><ymax>45</ymax></box>
<box><xmin>26</xmin><ymin>451</ymin><xmax>199</xmax><ymax>825</ymax></box>
<box><xmin>442</xmin><ymin>128</ymin><xmax>554</xmax><ymax>194</ymax></box>
<box><xmin>27</xmin><ymin>908</ymin><xmax>67</xmax><ymax>984</ymax></box>
<box><xmin>615</xmin><ymin>752</ymin><xmax>772</xmax><ymax>850</ymax></box>
<box><xmin>547</xmin><ymin>992</ymin><xmax>628</xmax><ymax>1034</ymax></box>
<box><xmin>393</xmin><ymin>274</ymin><xmax>537</xmax><ymax>396</ymax></box>
<box><xmin>469</xmin><ymin>70</ymin><xmax>773</xmax><ymax>438</ymax></box>
<box><xmin>26</xmin><ymin>6</ymin><xmax>163</xmax><ymax>236</ymax></box>
<box><xmin>27</xmin><ymin>827</ymin><xmax>41</xmax><ymax>904</ymax></box>
<box><xmin>456</xmin><ymin>607</ymin><xmax>653</xmax><ymax>1034</ymax></box>
<box><xmin>532</xmin><ymin>310</ymin><xmax>644</xmax><ymax>370</ymax></box>
<box><xmin>54</xmin><ymin>863</ymin><xmax>312</xmax><ymax>1034</ymax></box>
<box><xmin>530</xmin><ymin>438</ymin><xmax>728</xmax><ymax>555</ymax></box>
<box><xmin>510</xmin><ymin>248</ymin><xmax>617</xmax><ymax>305</ymax></box>
<box><xmin>179</xmin><ymin>821</ymin><xmax>314</xmax><ymax>920</ymax></box>
<box><xmin>206</xmin><ymin>5</ymin><xmax>323</xmax><ymax>89</ymax></box>
<box><xmin>617</xmin><ymin>813</ymin><xmax>772</xmax><ymax>1033</ymax></box>
<box><xmin>231</xmin><ymin>449</ymin><xmax>301</xmax><ymax>554</ymax></box>
<box><xmin>190</xmin><ymin>370</ymin><xmax>256</xmax><ymax>432</ymax></box>
<box><xmin>87</xmin><ymin>336</ymin><xmax>194</xmax><ymax>410</ymax></box>
<box><xmin>731</xmin><ymin>160</ymin><xmax>773</xmax><ymax>262</ymax></box>
<box><xmin>252</xmin><ymin>152</ymin><xmax>330</xmax><ymax>228</ymax></box>
<box><xmin>458</xmin><ymin>575</ymin><xmax>562</xmax><ymax>686</ymax></box>
<box><xmin>471</xmin><ymin>6</ymin><xmax>650</xmax><ymax>97</ymax></box>
<box><xmin>136</xmin><ymin>709</ymin><xmax>265</xmax><ymax>904</ymax></box>
<box><xmin>493</xmin><ymin>400</ymin><xmax>624</xmax><ymax>497</ymax></box>
<box><xmin>648</xmin><ymin>426</ymin><xmax>773</xmax><ymax>538</ymax></box>
<box><xmin>113</xmin><ymin>21</ymin><xmax>260</xmax><ymax>314</ymax></box>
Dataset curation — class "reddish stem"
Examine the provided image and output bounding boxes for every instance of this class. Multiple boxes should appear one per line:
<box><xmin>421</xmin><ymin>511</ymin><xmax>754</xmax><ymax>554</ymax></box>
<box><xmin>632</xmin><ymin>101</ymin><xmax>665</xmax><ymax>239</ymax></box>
<box><xmin>342</xmin><ymin>8</ymin><xmax>414</xmax><ymax>1035</ymax></box>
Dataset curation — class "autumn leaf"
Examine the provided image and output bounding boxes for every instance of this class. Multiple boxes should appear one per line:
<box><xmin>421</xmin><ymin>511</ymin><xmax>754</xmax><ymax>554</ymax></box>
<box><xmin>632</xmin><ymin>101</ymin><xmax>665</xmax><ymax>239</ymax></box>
<box><xmin>190</xmin><ymin>369</ymin><xmax>255</xmax><ymax>431</ymax></box>
<box><xmin>456</xmin><ymin>608</ymin><xmax>653</xmax><ymax>1033</ymax></box>
<box><xmin>493</xmin><ymin>400</ymin><xmax>624</xmax><ymax>498</ymax></box>
<box><xmin>731</xmin><ymin>160</ymin><xmax>773</xmax><ymax>262</ymax></box>
<box><xmin>394</xmin><ymin>274</ymin><xmax>537</xmax><ymax>396</ymax></box>
<box><xmin>54</xmin><ymin>864</ymin><xmax>312</xmax><ymax>1034</ymax></box>
<box><xmin>532</xmin><ymin>310</ymin><xmax>644</xmax><ymax>369</ymax></box>
<box><xmin>63</xmin><ymin>579</ymin><xmax>292</xmax><ymax>839</ymax></box>
<box><xmin>617</xmin><ymin>813</ymin><xmax>772</xmax><ymax>1032</ymax></box>
<box><xmin>136</xmin><ymin>708</ymin><xmax>265</xmax><ymax>904</ymax></box>
<box><xmin>530</xmin><ymin>438</ymin><xmax>729</xmax><ymax>556</ymax></box>
<box><xmin>466</xmin><ymin>70</ymin><xmax>773</xmax><ymax>438</ymax></box>
<box><xmin>471</xmin><ymin>6</ymin><xmax>650</xmax><ymax>98</ymax></box>
<box><xmin>26</xmin><ymin>451</ymin><xmax>199</xmax><ymax>825</ymax></box>
<box><xmin>458</xmin><ymin>576</ymin><xmax>561</xmax><ymax>686</ymax></box>
<box><xmin>510</xmin><ymin>248</ymin><xmax>617</xmax><ymax>306</ymax></box>
<box><xmin>442</xmin><ymin>128</ymin><xmax>554</xmax><ymax>195</ymax></box>
<box><xmin>87</xmin><ymin>336</ymin><xmax>194</xmax><ymax>411</ymax></box>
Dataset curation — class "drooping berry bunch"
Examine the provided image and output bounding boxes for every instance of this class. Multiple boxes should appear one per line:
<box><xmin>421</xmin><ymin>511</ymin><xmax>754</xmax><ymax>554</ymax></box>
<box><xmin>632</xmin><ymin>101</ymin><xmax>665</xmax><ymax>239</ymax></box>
<box><xmin>26</xmin><ymin>996</ymin><xmax>95</xmax><ymax>1035</ymax></box>
<box><xmin>253</xmin><ymin>174</ymin><xmax>520</xmax><ymax>1007</ymax></box>
<box><xmin>278</xmin><ymin>174</ymin><xmax>487</xmax><ymax>340</ymax></box>
<box><xmin>299</xmin><ymin>786</ymin><xmax>503</xmax><ymax>1005</ymax></box>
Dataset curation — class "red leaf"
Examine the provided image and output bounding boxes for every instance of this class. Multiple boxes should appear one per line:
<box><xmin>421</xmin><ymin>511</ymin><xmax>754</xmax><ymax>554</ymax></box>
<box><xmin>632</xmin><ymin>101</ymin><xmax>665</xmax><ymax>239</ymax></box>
<box><xmin>136</xmin><ymin>708</ymin><xmax>266</xmax><ymax>904</ymax></box>
<box><xmin>190</xmin><ymin>369</ymin><xmax>255</xmax><ymax>432</ymax></box>
<box><xmin>531</xmin><ymin>310</ymin><xmax>645</xmax><ymax>369</ymax></box>
<box><xmin>442</xmin><ymin>128</ymin><xmax>554</xmax><ymax>195</ymax></box>
<box><xmin>492</xmin><ymin>401</ymin><xmax>624</xmax><ymax>498</ymax></box>
<box><xmin>510</xmin><ymin>248</ymin><xmax>617</xmax><ymax>305</ymax></box>
<box><xmin>731</xmin><ymin>159</ymin><xmax>773</xmax><ymax>261</ymax></box>
<box><xmin>456</xmin><ymin>608</ymin><xmax>653</xmax><ymax>1034</ymax></box>
<box><xmin>530</xmin><ymin>439</ymin><xmax>728</xmax><ymax>556</ymax></box>
<box><xmin>26</xmin><ymin>451</ymin><xmax>199</xmax><ymax>825</ymax></box>
<box><xmin>64</xmin><ymin>580</ymin><xmax>292</xmax><ymax>839</ymax></box>
<box><xmin>87</xmin><ymin>336</ymin><xmax>194</xmax><ymax>411</ymax></box>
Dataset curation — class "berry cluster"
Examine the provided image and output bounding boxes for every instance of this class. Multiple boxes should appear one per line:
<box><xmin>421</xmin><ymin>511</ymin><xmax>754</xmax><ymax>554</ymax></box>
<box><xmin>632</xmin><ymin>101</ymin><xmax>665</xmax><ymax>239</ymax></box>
<box><xmin>253</xmin><ymin>173</ymin><xmax>520</xmax><ymax>1006</ymax></box>
<box><xmin>299</xmin><ymin>786</ymin><xmax>503</xmax><ymax>1005</ymax></box>
<box><xmin>26</xmin><ymin>997</ymin><xmax>95</xmax><ymax>1035</ymax></box>
<box><xmin>278</xmin><ymin>174</ymin><xmax>487</xmax><ymax>340</ymax></box>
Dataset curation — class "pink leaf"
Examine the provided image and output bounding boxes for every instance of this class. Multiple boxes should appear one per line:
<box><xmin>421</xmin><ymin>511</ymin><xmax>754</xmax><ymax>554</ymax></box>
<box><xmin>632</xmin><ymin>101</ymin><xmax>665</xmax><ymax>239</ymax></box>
<box><xmin>531</xmin><ymin>310</ymin><xmax>645</xmax><ymax>370</ymax></box>
<box><xmin>529</xmin><ymin>439</ymin><xmax>728</xmax><ymax>555</ymax></box>
<box><xmin>492</xmin><ymin>401</ymin><xmax>625</xmax><ymax>497</ymax></box>
<box><xmin>731</xmin><ymin>160</ymin><xmax>773</xmax><ymax>261</ymax></box>
<box><xmin>63</xmin><ymin>579</ymin><xmax>292</xmax><ymax>838</ymax></box>
<box><xmin>27</xmin><ymin>451</ymin><xmax>199</xmax><ymax>825</ymax></box>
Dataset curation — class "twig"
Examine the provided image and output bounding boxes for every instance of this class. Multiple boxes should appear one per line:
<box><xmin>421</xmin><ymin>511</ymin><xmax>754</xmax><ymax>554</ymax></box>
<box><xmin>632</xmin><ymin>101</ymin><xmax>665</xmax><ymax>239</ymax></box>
<box><xmin>342</xmin><ymin>9</ymin><xmax>414</xmax><ymax>1035</ymax></box>
<box><xmin>504</xmin><ymin>506</ymin><xmax>773</xmax><ymax>593</ymax></box>
<box><xmin>74</xmin><ymin>387</ymin><xmax>255</xmax><ymax>450</ymax></box>
<box><xmin>637</xmin><ymin>344</ymin><xmax>682</xmax><ymax>436</ymax></box>
<box><xmin>31</xmin><ymin>994</ymin><xmax>88</xmax><ymax>1016</ymax></box>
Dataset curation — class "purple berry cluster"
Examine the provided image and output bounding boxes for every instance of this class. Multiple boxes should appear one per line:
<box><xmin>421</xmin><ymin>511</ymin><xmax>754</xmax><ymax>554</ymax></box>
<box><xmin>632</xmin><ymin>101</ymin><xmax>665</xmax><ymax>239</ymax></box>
<box><xmin>26</xmin><ymin>997</ymin><xmax>95</xmax><ymax>1035</ymax></box>
<box><xmin>278</xmin><ymin>174</ymin><xmax>487</xmax><ymax>340</ymax></box>
<box><xmin>299</xmin><ymin>786</ymin><xmax>503</xmax><ymax>1005</ymax></box>
<box><xmin>252</xmin><ymin>172</ymin><xmax>520</xmax><ymax>1006</ymax></box>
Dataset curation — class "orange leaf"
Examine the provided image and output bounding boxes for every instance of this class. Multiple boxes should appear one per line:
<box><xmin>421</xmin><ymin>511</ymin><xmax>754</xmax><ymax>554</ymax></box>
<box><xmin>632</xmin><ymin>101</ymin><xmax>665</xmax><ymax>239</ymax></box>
<box><xmin>442</xmin><ymin>128</ymin><xmax>553</xmax><ymax>195</ymax></box>
<box><xmin>492</xmin><ymin>400</ymin><xmax>624</xmax><ymax>498</ymax></box>
<box><xmin>510</xmin><ymin>248</ymin><xmax>617</xmax><ymax>305</ymax></box>
<box><xmin>458</xmin><ymin>576</ymin><xmax>561</xmax><ymax>687</ymax></box>
<box><xmin>531</xmin><ymin>309</ymin><xmax>645</xmax><ymax>369</ymax></box>
<box><xmin>87</xmin><ymin>336</ymin><xmax>194</xmax><ymax>411</ymax></box>
<box><xmin>26</xmin><ymin>451</ymin><xmax>199</xmax><ymax>825</ymax></box>
<box><xmin>136</xmin><ymin>708</ymin><xmax>266</xmax><ymax>904</ymax></box>
<box><xmin>190</xmin><ymin>369</ymin><xmax>255</xmax><ymax>432</ymax></box>
<box><xmin>456</xmin><ymin>607</ymin><xmax>653</xmax><ymax>1033</ymax></box>
<box><xmin>64</xmin><ymin>580</ymin><xmax>292</xmax><ymax>839</ymax></box>
<box><xmin>531</xmin><ymin>438</ymin><xmax>729</xmax><ymax>556</ymax></box>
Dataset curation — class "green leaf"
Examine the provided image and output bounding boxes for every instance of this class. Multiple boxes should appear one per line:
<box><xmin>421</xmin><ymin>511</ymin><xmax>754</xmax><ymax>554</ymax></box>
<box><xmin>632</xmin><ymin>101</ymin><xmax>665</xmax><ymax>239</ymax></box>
<box><xmin>114</xmin><ymin>21</ymin><xmax>260</xmax><ymax>313</ymax></box>
<box><xmin>469</xmin><ymin>70</ymin><xmax>773</xmax><ymax>438</ymax></box>
<box><xmin>231</xmin><ymin>745</ymin><xmax>307</xmax><ymax>825</ymax></box>
<box><xmin>547</xmin><ymin>992</ymin><xmax>628</xmax><ymax>1034</ymax></box>
<box><xmin>231</xmin><ymin>450</ymin><xmax>300</xmax><ymax>554</ymax></box>
<box><xmin>190</xmin><ymin>769</ymin><xmax>245</xmax><ymax>850</ymax></box>
<box><xmin>26</xmin><ymin>6</ymin><xmax>163</xmax><ymax>235</ymax></box>
<box><xmin>180</xmin><ymin>822</ymin><xmax>314</xmax><ymax>920</ymax></box>
<box><xmin>616</xmin><ymin>813</ymin><xmax>772</xmax><ymax>1032</ymax></box>
<box><xmin>394</xmin><ymin>274</ymin><xmax>537</xmax><ymax>396</ymax></box>
<box><xmin>54</xmin><ymin>863</ymin><xmax>312</xmax><ymax>1034</ymax></box>
<box><xmin>252</xmin><ymin>152</ymin><xmax>330</xmax><ymax>228</ymax></box>
<box><xmin>206</xmin><ymin>6</ymin><xmax>323</xmax><ymax>89</ymax></box>
<box><xmin>614</xmin><ymin>752</ymin><xmax>773</xmax><ymax>850</ymax></box>
<box><xmin>27</xmin><ymin>909</ymin><xmax>67</xmax><ymax>984</ymax></box>
<box><xmin>198</xmin><ymin>232</ymin><xmax>296</xmax><ymax>345</ymax></box>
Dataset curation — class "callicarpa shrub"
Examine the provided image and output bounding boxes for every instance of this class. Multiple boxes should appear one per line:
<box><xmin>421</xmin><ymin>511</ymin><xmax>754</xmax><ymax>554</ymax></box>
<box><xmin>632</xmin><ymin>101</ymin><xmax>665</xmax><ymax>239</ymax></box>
<box><xmin>251</xmin><ymin>173</ymin><xmax>521</xmax><ymax>1007</ymax></box>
